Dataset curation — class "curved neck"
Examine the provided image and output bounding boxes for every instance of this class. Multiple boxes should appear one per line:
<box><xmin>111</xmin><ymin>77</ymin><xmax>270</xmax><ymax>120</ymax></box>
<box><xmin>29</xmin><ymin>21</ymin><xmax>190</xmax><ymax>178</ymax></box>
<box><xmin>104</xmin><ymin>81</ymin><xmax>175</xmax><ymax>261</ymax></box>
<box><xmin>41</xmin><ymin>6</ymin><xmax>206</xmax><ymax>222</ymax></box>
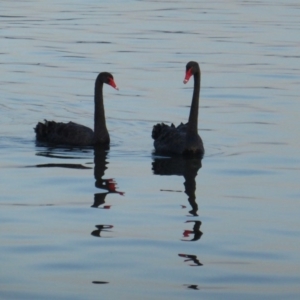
<box><xmin>94</xmin><ymin>81</ymin><xmax>109</xmax><ymax>144</ymax></box>
<box><xmin>187</xmin><ymin>71</ymin><xmax>200</xmax><ymax>134</ymax></box>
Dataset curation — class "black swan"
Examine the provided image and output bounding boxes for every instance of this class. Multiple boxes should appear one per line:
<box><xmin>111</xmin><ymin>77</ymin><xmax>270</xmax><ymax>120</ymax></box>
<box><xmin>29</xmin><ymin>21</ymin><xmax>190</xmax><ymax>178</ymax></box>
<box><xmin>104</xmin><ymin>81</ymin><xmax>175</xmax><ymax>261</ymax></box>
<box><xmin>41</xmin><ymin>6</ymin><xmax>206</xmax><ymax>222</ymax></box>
<box><xmin>34</xmin><ymin>72</ymin><xmax>118</xmax><ymax>146</ymax></box>
<box><xmin>152</xmin><ymin>61</ymin><xmax>204</xmax><ymax>157</ymax></box>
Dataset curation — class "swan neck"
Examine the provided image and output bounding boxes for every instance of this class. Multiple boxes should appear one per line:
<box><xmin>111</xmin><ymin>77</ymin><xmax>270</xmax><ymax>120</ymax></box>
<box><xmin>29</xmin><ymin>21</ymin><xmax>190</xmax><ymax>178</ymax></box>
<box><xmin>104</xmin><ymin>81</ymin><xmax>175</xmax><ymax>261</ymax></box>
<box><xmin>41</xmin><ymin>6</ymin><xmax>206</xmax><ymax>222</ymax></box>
<box><xmin>187</xmin><ymin>71</ymin><xmax>200</xmax><ymax>133</ymax></box>
<box><xmin>94</xmin><ymin>81</ymin><xmax>109</xmax><ymax>143</ymax></box>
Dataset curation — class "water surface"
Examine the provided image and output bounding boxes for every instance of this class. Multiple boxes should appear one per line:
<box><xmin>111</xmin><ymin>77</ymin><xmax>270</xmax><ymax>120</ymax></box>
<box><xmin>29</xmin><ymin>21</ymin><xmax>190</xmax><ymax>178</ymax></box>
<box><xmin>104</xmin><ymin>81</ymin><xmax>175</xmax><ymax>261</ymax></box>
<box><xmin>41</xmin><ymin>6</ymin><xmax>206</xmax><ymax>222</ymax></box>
<box><xmin>1</xmin><ymin>1</ymin><xmax>300</xmax><ymax>299</ymax></box>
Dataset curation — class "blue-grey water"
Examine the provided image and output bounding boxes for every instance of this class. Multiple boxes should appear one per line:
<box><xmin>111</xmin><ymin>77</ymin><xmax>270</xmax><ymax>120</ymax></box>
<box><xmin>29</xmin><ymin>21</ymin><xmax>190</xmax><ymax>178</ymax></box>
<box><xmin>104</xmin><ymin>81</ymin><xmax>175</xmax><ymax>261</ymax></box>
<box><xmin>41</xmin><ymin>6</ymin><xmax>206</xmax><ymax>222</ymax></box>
<box><xmin>1</xmin><ymin>1</ymin><xmax>300</xmax><ymax>299</ymax></box>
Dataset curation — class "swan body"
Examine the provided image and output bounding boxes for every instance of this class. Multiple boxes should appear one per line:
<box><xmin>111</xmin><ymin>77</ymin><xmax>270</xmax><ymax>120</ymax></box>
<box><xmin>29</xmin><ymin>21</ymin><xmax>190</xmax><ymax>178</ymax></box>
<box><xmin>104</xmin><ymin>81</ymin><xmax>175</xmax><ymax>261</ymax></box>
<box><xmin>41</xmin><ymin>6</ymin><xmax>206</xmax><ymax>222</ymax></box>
<box><xmin>35</xmin><ymin>72</ymin><xmax>118</xmax><ymax>146</ymax></box>
<box><xmin>152</xmin><ymin>61</ymin><xmax>204</xmax><ymax>156</ymax></box>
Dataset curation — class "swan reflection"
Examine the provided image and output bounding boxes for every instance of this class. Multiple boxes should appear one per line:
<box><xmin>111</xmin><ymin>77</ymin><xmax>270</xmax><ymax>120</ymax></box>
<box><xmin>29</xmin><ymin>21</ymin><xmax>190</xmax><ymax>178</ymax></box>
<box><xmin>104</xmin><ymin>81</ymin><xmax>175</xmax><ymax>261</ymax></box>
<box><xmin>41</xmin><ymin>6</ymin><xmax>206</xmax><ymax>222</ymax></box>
<box><xmin>184</xmin><ymin>284</ymin><xmax>199</xmax><ymax>290</ymax></box>
<box><xmin>153</xmin><ymin>155</ymin><xmax>203</xmax><ymax>268</ymax></box>
<box><xmin>91</xmin><ymin>224</ymin><xmax>113</xmax><ymax>238</ymax></box>
<box><xmin>92</xmin><ymin>146</ymin><xmax>124</xmax><ymax>208</ymax></box>
<box><xmin>92</xmin><ymin>281</ymin><xmax>109</xmax><ymax>284</ymax></box>
<box><xmin>34</xmin><ymin>146</ymin><xmax>93</xmax><ymax>169</ymax></box>
<box><xmin>178</xmin><ymin>253</ymin><xmax>203</xmax><ymax>266</ymax></box>
<box><xmin>34</xmin><ymin>146</ymin><xmax>123</xmax><ymax>208</ymax></box>
<box><xmin>152</xmin><ymin>156</ymin><xmax>202</xmax><ymax>216</ymax></box>
<box><xmin>182</xmin><ymin>220</ymin><xmax>203</xmax><ymax>242</ymax></box>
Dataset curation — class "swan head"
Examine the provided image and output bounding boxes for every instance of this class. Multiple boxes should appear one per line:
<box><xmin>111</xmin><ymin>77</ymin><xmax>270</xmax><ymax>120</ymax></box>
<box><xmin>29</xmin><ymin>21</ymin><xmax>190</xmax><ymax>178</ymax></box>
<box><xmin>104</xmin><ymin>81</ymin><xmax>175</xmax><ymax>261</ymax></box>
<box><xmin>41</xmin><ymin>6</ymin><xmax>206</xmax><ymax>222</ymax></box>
<box><xmin>183</xmin><ymin>61</ymin><xmax>200</xmax><ymax>84</ymax></box>
<box><xmin>98</xmin><ymin>72</ymin><xmax>119</xmax><ymax>90</ymax></box>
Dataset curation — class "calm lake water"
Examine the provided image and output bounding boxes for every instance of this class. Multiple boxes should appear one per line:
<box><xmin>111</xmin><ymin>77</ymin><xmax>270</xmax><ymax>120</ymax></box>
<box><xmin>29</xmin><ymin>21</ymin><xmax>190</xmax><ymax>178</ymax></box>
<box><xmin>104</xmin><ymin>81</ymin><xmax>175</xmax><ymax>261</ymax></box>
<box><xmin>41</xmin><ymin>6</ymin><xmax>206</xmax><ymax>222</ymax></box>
<box><xmin>1</xmin><ymin>0</ymin><xmax>300</xmax><ymax>299</ymax></box>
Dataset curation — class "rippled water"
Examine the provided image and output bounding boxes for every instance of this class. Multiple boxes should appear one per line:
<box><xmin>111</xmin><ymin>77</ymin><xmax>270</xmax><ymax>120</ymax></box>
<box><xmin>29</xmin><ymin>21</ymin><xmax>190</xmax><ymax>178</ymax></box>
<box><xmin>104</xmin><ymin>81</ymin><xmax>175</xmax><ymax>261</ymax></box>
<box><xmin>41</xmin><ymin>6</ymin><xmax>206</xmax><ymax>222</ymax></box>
<box><xmin>1</xmin><ymin>1</ymin><xmax>300</xmax><ymax>299</ymax></box>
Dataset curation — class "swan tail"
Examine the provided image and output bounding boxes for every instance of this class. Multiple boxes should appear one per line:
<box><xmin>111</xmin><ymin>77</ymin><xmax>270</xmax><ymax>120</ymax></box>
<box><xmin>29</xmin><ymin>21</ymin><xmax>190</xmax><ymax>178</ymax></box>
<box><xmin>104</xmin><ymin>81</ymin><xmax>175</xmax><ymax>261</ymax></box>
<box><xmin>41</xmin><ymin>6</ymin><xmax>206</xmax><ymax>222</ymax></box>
<box><xmin>152</xmin><ymin>123</ymin><xmax>169</xmax><ymax>140</ymax></box>
<box><xmin>34</xmin><ymin>119</ymin><xmax>56</xmax><ymax>140</ymax></box>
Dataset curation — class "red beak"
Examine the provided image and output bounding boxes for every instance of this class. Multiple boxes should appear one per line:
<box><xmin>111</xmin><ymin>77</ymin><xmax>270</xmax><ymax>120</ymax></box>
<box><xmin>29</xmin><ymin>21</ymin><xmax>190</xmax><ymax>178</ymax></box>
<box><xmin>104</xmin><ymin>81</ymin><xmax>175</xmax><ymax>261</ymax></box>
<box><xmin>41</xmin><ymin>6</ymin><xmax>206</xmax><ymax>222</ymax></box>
<box><xmin>183</xmin><ymin>68</ymin><xmax>193</xmax><ymax>84</ymax></box>
<box><xmin>108</xmin><ymin>78</ymin><xmax>119</xmax><ymax>90</ymax></box>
